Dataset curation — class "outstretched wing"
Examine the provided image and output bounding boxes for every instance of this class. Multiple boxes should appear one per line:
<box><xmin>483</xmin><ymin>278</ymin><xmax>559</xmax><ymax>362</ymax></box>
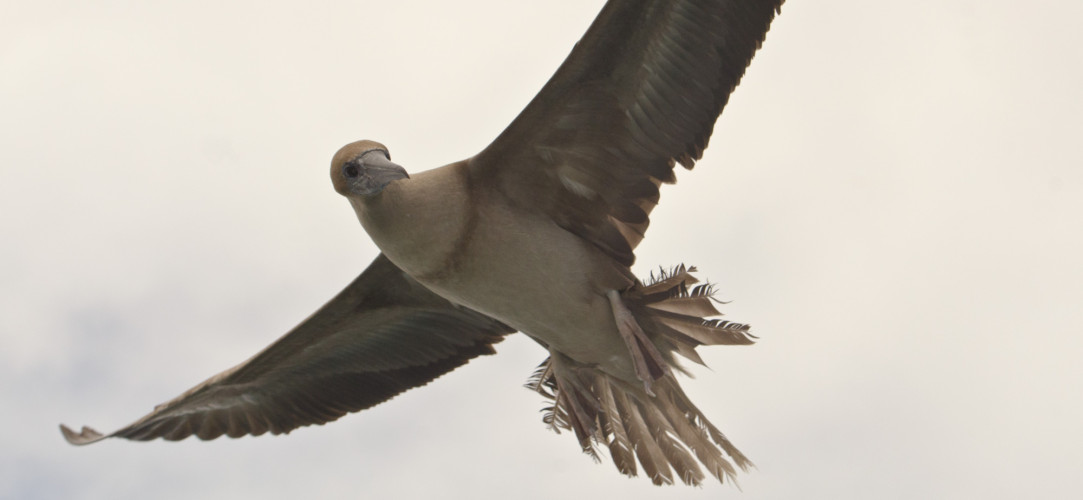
<box><xmin>471</xmin><ymin>0</ymin><xmax>784</xmax><ymax>266</ymax></box>
<box><xmin>61</xmin><ymin>254</ymin><xmax>513</xmax><ymax>445</ymax></box>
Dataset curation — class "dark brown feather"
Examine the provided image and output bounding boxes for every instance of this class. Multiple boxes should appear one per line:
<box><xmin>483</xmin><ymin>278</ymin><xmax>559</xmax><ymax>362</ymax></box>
<box><xmin>471</xmin><ymin>0</ymin><xmax>785</xmax><ymax>265</ymax></box>
<box><xmin>60</xmin><ymin>254</ymin><xmax>512</xmax><ymax>445</ymax></box>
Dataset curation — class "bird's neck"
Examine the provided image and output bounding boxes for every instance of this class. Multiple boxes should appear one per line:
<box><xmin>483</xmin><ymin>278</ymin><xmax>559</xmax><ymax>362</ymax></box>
<box><xmin>352</xmin><ymin>161</ymin><xmax>475</xmax><ymax>279</ymax></box>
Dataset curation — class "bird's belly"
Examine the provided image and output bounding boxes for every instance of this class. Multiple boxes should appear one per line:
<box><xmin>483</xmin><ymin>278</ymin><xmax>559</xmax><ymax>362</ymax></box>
<box><xmin>414</xmin><ymin>204</ymin><xmax>638</xmax><ymax>381</ymax></box>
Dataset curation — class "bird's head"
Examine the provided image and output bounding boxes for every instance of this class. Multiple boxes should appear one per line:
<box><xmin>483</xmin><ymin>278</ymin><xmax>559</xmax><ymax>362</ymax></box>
<box><xmin>330</xmin><ymin>140</ymin><xmax>410</xmax><ymax>198</ymax></box>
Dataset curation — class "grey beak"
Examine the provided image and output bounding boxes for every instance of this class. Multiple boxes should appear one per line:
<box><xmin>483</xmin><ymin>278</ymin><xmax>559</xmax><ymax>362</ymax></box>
<box><xmin>366</xmin><ymin>152</ymin><xmax>409</xmax><ymax>185</ymax></box>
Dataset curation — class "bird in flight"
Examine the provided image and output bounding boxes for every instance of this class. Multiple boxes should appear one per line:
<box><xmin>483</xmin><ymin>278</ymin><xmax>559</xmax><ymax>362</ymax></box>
<box><xmin>61</xmin><ymin>0</ymin><xmax>785</xmax><ymax>487</ymax></box>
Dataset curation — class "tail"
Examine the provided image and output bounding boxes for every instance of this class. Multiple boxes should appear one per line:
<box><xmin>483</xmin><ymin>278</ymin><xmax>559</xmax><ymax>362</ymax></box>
<box><xmin>525</xmin><ymin>265</ymin><xmax>755</xmax><ymax>486</ymax></box>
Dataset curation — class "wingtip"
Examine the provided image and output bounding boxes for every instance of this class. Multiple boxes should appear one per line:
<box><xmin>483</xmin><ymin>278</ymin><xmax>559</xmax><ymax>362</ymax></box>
<box><xmin>59</xmin><ymin>423</ymin><xmax>107</xmax><ymax>446</ymax></box>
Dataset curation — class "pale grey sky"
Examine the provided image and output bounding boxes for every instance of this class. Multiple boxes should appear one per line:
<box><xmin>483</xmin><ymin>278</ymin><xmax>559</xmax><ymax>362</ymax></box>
<box><xmin>3</xmin><ymin>1</ymin><xmax>1082</xmax><ymax>499</ymax></box>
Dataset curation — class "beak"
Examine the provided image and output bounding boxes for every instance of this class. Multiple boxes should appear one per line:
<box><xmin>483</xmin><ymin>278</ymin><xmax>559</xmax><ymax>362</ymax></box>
<box><xmin>366</xmin><ymin>153</ymin><xmax>410</xmax><ymax>186</ymax></box>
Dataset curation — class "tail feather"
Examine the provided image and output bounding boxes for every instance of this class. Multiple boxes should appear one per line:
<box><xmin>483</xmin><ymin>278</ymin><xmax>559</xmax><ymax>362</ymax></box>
<box><xmin>660</xmin><ymin>384</ymin><xmax>748</xmax><ymax>481</ymax></box>
<box><xmin>524</xmin><ymin>264</ymin><xmax>752</xmax><ymax>486</ymax></box>
<box><xmin>634</xmin><ymin>267</ymin><xmax>755</xmax><ymax>366</ymax></box>
<box><xmin>638</xmin><ymin>264</ymin><xmax>700</xmax><ymax>295</ymax></box>
<box><xmin>640</xmin><ymin>399</ymin><xmax>706</xmax><ymax>486</ymax></box>
<box><xmin>596</xmin><ymin>377</ymin><xmax>638</xmax><ymax>476</ymax></box>
<box><xmin>656</xmin><ymin>316</ymin><xmax>755</xmax><ymax>346</ymax></box>
<box><xmin>646</xmin><ymin>294</ymin><xmax>721</xmax><ymax>317</ymax></box>
<box><xmin>526</xmin><ymin>356</ymin><xmax>749</xmax><ymax>486</ymax></box>
<box><xmin>617</xmin><ymin>387</ymin><xmax>674</xmax><ymax>485</ymax></box>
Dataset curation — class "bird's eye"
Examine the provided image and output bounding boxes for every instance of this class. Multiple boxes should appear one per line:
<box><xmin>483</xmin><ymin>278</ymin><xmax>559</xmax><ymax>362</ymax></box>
<box><xmin>344</xmin><ymin>165</ymin><xmax>359</xmax><ymax>178</ymax></box>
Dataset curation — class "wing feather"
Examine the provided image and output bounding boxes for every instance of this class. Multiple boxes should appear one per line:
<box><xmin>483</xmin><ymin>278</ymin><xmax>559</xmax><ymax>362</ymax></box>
<box><xmin>60</xmin><ymin>254</ymin><xmax>512</xmax><ymax>445</ymax></box>
<box><xmin>471</xmin><ymin>0</ymin><xmax>784</xmax><ymax>266</ymax></box>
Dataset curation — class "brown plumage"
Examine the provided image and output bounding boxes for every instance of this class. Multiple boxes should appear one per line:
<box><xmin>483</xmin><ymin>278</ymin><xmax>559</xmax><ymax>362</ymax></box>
<box><xmin>61</xmin><ymin>0</ymin><xmax>785</xmax><ymax>487</ymax></box>
<box><xmin>61</xmin><ymin>255</ymin><xmax>512</xmax><ymax>443</ymax></box>
<box><xmin>526</xmin><ymin>267</ymin><xmax>754</xmax><ymax>485</ymax></box>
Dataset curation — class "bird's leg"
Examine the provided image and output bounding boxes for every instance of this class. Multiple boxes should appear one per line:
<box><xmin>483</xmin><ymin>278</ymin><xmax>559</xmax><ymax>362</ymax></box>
<box><xmin>606</xmin><ymin>290</ymin><xmax>671</xmax><ymax>396</ymax></box>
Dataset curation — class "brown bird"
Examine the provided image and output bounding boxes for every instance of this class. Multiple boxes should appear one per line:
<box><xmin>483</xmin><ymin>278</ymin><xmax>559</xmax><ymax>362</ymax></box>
<box><xmin>61</xmin><ymin>0</ymin><xmax>784</xmax><ymax>486</ymax></box>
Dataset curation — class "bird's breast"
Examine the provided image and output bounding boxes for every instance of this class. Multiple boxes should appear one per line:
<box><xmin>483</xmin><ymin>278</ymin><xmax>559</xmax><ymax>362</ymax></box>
<box><xmin>353</xmin><ymin>164</ymin><xmax>474</xmax><ymax>280</ymax></box>
<box><xmin>353</xmin><ymin>165</ymin><xmax>638</xmax><ymax>379</ymax></box>
<box><xmin>408</xmin><ymin>197</ymin><xmax>638</xmax><ymax>380</ymax></box>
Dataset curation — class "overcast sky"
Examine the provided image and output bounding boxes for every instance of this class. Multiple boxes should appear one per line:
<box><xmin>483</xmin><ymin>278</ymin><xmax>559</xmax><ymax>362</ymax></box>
<box><xmin>3</xmin><ymin>1</ymin><xmax>1082</xmax><ymax>498</ymax></box>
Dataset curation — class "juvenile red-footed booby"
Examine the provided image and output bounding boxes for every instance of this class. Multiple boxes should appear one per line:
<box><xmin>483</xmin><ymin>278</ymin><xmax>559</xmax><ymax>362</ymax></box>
<box><xmin>61</xmin><ymin>0</ymin><xmax>785</xmax><ymax>486</ymax></box>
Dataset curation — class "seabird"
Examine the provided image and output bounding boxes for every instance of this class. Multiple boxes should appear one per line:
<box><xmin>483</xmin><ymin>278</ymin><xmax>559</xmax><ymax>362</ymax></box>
<box><xmin>61</xmin><ymin>0</ymin><xmax>785</xmax><ymax>486</ymax></box>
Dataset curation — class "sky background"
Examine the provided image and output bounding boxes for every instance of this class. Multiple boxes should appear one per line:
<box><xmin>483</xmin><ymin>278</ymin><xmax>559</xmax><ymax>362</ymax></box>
<box><xmin>3</xmin><ymin>0</ymin><xmax>1082</xmax><ymax>498</ymax></box>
